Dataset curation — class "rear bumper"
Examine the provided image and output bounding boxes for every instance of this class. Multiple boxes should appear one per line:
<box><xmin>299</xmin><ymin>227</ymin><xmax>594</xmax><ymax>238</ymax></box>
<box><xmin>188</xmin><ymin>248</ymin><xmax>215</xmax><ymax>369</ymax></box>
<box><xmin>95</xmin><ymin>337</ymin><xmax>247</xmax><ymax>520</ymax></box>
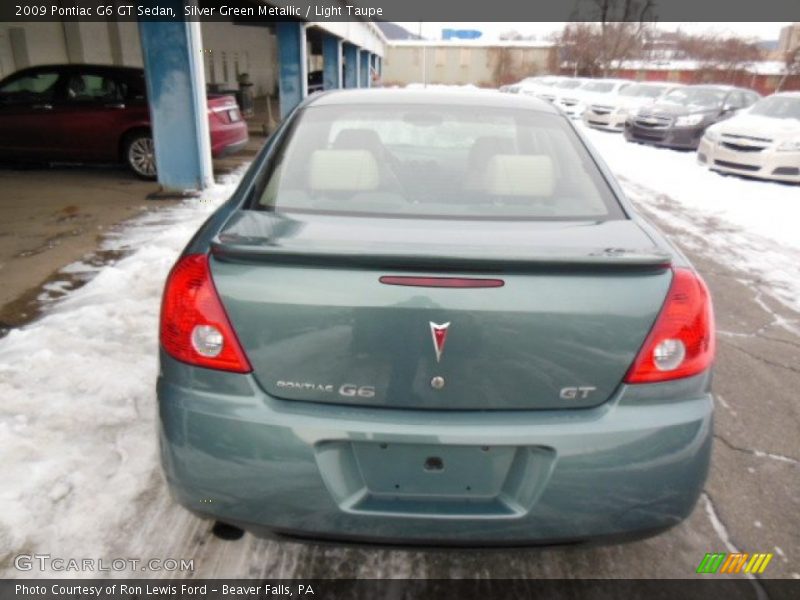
<box><xmin>158</xmin><ymin>354</ymin><xmax>712</xmax><ymax>545</ymax></box>
<box><xmin>624</xmin><ymin>122</ymin><xmax>705</xmax><ymax>150</ymax></box>
<box><xmin>698</xmin><ymin>138</ymin><xmax>800</xmax><ymax>183</ymax></box>
<box><xmin>209</xmin><ymin>122</ymin><xmax>249</xmax><ymax>158</ymax></box>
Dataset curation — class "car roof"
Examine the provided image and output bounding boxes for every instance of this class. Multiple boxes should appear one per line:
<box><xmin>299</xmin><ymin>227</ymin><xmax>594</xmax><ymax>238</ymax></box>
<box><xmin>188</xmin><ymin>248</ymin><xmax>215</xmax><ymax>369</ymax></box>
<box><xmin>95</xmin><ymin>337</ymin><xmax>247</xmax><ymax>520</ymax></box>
<box><xmin>685</xmin><ymin>84</ymin><xmax>746</xmax><ymax>91</ymax></box>
<box><xmin>305</xmin><ymin>88</ymin><xmax>561</xmax><ymax>114</ymax></box>
<box><xmin>771</xmin><ymin>91</ymin><xmax>800</xmax><ymax>98</ymax></box>
<box><xmin>9</xmin><ymin>64</ymin><xmax>143</xmax><ymax>75</ymax></box>
<box><xmin>584</xmin><ymin>78</ymin><xmax>630</xmax><ymax>84</ymax></box>
<box><xmin>630</xmin><ymin>81</ymin><xmax>683</xmax><ymax>86</ymax></box>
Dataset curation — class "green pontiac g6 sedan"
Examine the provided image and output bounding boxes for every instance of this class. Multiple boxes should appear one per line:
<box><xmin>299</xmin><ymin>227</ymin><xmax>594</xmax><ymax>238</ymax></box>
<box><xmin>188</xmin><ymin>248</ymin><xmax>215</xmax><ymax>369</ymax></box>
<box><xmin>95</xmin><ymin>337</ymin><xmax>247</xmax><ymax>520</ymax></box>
<box><xmin>157</xmin><ymin>89</ymin><xmax>715</xmax><ymax>545</ymax></box>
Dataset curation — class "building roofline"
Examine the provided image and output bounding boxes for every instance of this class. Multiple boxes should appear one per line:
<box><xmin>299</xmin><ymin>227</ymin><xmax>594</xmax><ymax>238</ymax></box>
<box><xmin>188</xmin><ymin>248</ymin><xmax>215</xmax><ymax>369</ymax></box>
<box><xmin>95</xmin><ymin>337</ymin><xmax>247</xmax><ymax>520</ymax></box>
<box><xmin>388</xmin><ymin>39</ymin><xmax>555</xmax><ymax>49</ymax></box>
<box><xmin>568</xmin><ymin>58</ymin><xmax>790</xmax><ymax>76</ymax></box>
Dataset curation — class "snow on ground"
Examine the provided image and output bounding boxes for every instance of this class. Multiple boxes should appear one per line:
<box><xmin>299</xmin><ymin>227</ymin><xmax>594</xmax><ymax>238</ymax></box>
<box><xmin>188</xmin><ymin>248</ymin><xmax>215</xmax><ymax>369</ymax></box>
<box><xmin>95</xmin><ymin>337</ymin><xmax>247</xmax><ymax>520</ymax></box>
<box><xmin>579</xmin><ymin>124</ymin><xmax>800</xmax><ymax>313</ymax></box>
<box><xmin>0</xmin><ymin>171</ymin><xmax>243</xmax><ymax>575</ymax></box>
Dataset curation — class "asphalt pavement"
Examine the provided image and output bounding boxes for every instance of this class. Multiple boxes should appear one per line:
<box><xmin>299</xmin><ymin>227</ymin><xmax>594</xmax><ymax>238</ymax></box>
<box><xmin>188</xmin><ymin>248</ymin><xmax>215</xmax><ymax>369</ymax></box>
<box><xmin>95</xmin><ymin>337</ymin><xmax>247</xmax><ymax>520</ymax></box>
<box><xmin>104</xmin><ymin>182</ymin><xmax>800</xmax><ymax>590</ymax></box>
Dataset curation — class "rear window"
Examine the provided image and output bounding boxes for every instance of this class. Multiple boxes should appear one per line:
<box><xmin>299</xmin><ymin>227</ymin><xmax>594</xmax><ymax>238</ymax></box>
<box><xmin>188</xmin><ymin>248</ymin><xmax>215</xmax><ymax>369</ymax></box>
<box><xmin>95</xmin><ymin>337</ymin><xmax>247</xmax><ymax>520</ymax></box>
<box><xmin>254</xmin><ymin>103</ymin><xmax>624</xmax><ymax>220</ymax></box>
<box><xmin>663</xmin><ymin>87</ymin><xmax>727</xmax><ymax>108</ymax></box>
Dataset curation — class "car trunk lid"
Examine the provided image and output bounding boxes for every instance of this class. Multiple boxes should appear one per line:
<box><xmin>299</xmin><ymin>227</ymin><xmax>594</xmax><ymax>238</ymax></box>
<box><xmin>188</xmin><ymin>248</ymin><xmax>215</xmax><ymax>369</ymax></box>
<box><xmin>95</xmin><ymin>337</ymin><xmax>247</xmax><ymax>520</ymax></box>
<box><xmin>206</xmin><ymin>94</ymin><xmax>241</xmax><ymax>124</ymax></box>
<box><xmin>209</xmin><ymin>211</ymin><xmax>673</xmax><ymax>410</ymax></box>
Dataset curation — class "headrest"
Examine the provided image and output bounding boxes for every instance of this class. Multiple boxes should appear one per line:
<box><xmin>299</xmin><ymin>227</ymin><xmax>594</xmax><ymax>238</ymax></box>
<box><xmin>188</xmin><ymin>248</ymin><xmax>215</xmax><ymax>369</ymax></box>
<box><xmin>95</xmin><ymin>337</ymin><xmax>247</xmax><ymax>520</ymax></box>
<box><xmin>467</xmin><ymin>136</ymin><xmax>516</xmax><ymax>162</ymax></box>
<box><xmin>332</xmin><ymin>128</ymin><xmax>384</xmax><ymax>153</ymax></box>
<box><xmin>463</xmin><ymin>136</ymin><xmax>517</xmax><ymax>190</ymax></box>
<box><xmin>69</xmin><ymin>77</ymin><xmax>86</xmax><ymax>96</ymax></box>
<box><xmin>484</xmin><ymin>155</ymin><xmax>555</xmax><ymax>197</ymax></box>
<box><xmin>309</xmin><ymin>150</ymin><xmax>379</xmax><ymax>192</ymax></box>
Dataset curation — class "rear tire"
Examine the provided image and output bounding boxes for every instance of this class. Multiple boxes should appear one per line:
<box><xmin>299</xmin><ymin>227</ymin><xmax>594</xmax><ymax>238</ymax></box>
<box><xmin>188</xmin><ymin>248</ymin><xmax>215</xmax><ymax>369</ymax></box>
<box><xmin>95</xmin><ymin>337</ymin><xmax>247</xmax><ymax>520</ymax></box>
<box><xmin>212</xmin><ymin>521</ymin><xmax>245</xmax><ymax>541</ymax></box>
<box><xmin>124</xmin><ymin>132</ymin><xmax>156</xmax><ymax>180</ymax></box>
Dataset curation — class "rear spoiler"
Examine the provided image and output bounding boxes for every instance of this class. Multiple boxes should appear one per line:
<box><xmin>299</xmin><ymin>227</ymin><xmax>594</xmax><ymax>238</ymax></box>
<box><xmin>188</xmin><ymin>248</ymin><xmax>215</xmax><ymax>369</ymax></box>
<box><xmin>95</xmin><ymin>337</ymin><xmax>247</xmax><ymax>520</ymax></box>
<box><xmin>210</xmin><ymin>240</ymin><xmax>672</xmax><ymax>272</ymax></box>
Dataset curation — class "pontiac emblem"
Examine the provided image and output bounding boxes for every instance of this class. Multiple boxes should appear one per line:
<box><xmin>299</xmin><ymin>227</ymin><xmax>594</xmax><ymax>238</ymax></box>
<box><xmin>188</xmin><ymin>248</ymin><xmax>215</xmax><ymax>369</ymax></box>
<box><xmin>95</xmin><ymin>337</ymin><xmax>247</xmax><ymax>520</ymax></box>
<box><xmin>429</xmin><ymin>322</ymin><xmax>450</xmax><ymax>363</ymax></box>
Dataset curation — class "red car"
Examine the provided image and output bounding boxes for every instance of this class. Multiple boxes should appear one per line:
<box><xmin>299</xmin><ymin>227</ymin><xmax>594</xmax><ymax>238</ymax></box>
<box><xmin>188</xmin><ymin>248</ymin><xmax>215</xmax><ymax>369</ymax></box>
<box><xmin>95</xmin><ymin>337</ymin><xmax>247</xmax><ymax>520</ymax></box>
<box><xmin>0</xmin><ymin>64</ymin><xmax>248</xmax><ymax>178</ymax></box>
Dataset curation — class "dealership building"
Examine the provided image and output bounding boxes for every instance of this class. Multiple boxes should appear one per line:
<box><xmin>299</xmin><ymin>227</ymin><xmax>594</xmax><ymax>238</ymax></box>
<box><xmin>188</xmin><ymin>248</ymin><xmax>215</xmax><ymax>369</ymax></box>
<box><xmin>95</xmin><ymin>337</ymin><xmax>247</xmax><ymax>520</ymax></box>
<box><xmin>382</xmin><ymin>39</ymin><xmax>555</xmax><ymax>88</ymax></box>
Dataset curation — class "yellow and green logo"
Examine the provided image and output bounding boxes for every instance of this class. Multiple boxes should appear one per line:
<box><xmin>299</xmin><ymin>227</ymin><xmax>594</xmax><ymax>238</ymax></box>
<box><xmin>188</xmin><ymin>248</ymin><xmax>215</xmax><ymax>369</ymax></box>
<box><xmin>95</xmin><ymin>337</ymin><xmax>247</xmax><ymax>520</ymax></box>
<box><xmin>696</xmin><ymin>552</ymin><xmax>773</xmax><ymax>574</ymax></box>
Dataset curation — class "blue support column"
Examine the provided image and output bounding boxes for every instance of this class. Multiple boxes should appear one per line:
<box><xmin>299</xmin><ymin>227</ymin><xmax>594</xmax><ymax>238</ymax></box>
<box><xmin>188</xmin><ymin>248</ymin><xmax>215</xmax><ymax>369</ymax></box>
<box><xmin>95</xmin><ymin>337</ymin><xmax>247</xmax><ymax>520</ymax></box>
<box><xmin>322</xmin><ymin>33</ymin><xmax>341</xmax><ymax>90</ymax></box>
<box><xmin>276</xmin><ymin>22</ymin><xmax>306</xmax><ymax>119</ymax></box>
<box><xmin>359</xmin><ymin>50</ymin><xmax>370</xmax><ymax>88</ymax></box>
<box><xmin>343</xmin><ymin>43</ymin><xmax>358</xmax><ymax>88</ymax></box>
<box><xmin>137</xmin><ymin>1</ymin><xmax>212</xmax><ymax>191</ymax></box>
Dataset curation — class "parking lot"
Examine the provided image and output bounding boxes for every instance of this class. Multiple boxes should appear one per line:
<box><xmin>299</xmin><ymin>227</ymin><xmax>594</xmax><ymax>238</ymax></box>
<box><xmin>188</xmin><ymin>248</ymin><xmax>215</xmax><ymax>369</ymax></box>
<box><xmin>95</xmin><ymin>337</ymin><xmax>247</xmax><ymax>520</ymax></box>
<box><xmin>0</xmin><ymin>135</ymin><xmax>264</xmax><ymax>336</ymax></box>
<box><xmin>0</xmin><ymin>109</ymin><xmax>797</xmax><ymax>589</ymax></box>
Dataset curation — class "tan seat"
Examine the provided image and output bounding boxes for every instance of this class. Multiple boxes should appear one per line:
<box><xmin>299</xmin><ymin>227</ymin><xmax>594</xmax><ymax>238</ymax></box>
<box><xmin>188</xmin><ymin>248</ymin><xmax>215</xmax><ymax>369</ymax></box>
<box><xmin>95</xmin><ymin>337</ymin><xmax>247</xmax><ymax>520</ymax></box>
<box><xmin>483</xmin><ymin>155</ymin><xmax>555</xmax><ymax>197</ymax></box>
<box><xmin>463</xmin><ymin>136</ymin><xmax>516</xmax><ymax>190</ymax></box>
<box><xmin>308</xmin><ymin>149</ymin><xmax>380</xmax><ymax>192</ymax></box>
<box><xmin>332</xmin><ymin>128</ymin><xmax>402</xmax><ymax>190</ymax></box>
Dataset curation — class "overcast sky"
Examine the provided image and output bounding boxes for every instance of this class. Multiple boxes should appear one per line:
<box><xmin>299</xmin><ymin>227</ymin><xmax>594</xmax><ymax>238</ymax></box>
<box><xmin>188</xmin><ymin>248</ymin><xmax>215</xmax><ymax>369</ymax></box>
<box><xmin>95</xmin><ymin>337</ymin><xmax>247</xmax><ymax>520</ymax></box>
<box><xmin>395</xmin><ymin>22</ymin><xmax>791</xmax><ymax>41</ymax></box>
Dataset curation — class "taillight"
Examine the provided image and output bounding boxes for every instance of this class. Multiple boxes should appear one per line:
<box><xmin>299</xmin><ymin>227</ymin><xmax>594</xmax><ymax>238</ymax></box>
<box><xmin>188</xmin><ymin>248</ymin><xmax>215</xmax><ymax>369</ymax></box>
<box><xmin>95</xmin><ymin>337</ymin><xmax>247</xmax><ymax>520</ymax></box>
<box><xmin>160</xmin><ymin>254</ymin><xmax>252</xmax><ymax>373</ymax></box>
<box><xmin>624</xmin><ymin>268</ymin><xmax>715</xmax><ymax>384</ymax></box>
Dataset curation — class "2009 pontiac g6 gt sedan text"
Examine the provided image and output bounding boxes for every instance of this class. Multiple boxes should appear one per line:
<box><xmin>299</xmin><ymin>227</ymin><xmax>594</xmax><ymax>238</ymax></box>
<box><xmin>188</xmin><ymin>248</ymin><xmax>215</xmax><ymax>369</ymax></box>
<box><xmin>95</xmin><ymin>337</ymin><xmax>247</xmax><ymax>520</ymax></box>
<box><xmin>157</xmin><ymin>89</ymin><xmax>715</xmax><ymax>546</ymax></box>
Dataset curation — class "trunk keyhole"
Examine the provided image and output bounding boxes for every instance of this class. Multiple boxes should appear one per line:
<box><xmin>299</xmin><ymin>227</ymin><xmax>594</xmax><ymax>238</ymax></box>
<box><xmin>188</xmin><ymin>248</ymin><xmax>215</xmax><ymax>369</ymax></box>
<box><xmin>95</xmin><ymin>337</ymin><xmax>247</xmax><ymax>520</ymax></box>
<box><xmin>424</xmin><ymin>456</ymin><xmax>444</xmax><ymax>472</ymax></box>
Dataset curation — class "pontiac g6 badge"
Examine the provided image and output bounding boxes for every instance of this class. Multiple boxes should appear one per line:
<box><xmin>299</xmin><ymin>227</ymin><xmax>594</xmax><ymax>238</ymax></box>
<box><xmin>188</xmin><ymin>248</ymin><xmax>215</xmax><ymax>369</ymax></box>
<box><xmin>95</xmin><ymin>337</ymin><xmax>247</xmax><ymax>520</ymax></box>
<box><xmin>429</xmin><ymin>321</ymin><xmax>450</xmax><ymax>363</ymax></box>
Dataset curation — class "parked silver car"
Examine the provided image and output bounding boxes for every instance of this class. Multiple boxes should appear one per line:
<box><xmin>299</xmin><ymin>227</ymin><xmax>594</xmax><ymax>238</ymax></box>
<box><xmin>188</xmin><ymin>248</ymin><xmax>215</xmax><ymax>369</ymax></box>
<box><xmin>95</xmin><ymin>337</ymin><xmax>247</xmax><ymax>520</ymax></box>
<box><xmin>556</xmin><ymin>79</ymin><xmax>631</xmax><ymax>118</ymax></box>
<box><xmin>698</xmin><ymin>92</ymin><xmax>800</xmax><ymax>183</ymax></box>
<box><xmin>583</xmin><ymin>82</ymin><xmax>684</xmax><ymax>132</ymax></box>
<box><xmin>529</xmin><ymin>77</ymin><xmax>586</xmax><ymax>104</ymax></box>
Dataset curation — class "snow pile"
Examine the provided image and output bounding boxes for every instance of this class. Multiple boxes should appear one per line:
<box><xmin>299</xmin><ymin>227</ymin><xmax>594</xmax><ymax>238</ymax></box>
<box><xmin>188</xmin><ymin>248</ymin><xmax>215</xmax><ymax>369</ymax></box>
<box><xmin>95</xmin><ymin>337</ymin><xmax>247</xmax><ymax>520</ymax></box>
<box><xmin>0</xmin><ymin>172</ymin><xmax>243</xmax><ymax>575</ymax></box>
<box><xmin>606</xmin><ymin>59</ymin><xmax>789</xmax><ymax>76</ymax></box>
<box><xmin>581</xmin><ymin>125</ymin><xmax>800</xmax><ymax>312</ymax></box>
<box><xmin>403</xmin><ymin>83</ymin><xmax>491</xmax><ymax>92</ymax></box>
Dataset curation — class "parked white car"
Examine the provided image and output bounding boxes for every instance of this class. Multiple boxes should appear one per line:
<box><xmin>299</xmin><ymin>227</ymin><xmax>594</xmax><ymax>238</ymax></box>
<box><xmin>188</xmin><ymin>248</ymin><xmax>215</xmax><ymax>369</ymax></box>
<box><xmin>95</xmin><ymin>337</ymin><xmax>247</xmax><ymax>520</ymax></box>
<box><xmin>504</xmin><ymin>75</ymin><xmax>561</xmax><ymax>95</ymax></box>
<box><xmin>555</xmin><ymin>79</ymin><xmax>632</xmax><ymax>118</ymax></box>
<box><xmin>526</xmin><ymin>77</ymin><xmax>587</xmax><ymax>104</ymax></box>
<box><xmin>582</xmin><ymin>82</ymin><xmax>684</xmax><ymax>132</ymax></box>
<box><xmin>698</xmin><ymin>92</ymin><xmax>800</xmax><ymax>184</ymax></box>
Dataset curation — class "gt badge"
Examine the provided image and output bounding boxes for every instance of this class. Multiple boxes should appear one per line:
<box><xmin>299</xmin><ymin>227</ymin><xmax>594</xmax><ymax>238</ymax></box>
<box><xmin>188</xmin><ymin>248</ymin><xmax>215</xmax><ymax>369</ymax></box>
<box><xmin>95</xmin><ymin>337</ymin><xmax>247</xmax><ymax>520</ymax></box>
<box><xmin>429</xmin><ymin>321</ymin><xmax>450</xmax><ymax>363</ymax></box>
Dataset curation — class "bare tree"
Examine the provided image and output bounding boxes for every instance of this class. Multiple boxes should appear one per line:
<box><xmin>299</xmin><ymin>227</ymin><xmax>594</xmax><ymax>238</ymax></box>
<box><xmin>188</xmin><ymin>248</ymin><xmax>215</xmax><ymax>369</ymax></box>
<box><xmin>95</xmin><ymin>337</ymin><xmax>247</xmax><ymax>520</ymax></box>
<box><xmin>488</xmin><ymin>48</ymin><xmax>547</xmax><ymax>86</ymax></box>
<box><xmin>554</xmin><ymin>23</ymin><xmax>603</xmax><ymax>76</ymax></box>
<box><xmin>776</xmin><ymin>45</ymin><xmax>800</xmax><ymax>91</ymax></box>
<box><xmin>675</xmin><ymin>33</ymin><xmax>762</xmax><ymax>67</ymax></box>
<box><xmin>672</xmin><ymin>32</ymin><xmax>763</xmax><ymax>84</ymax></box>
<box><xmin>594</xmin><ymin>0</ymin><xmax>655</xmax><ymax>76</ymax></box>
<box><xmin>557</xmin><ymin>0</ymin><xmax>655</xmax><ymax>76</ymax></box>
